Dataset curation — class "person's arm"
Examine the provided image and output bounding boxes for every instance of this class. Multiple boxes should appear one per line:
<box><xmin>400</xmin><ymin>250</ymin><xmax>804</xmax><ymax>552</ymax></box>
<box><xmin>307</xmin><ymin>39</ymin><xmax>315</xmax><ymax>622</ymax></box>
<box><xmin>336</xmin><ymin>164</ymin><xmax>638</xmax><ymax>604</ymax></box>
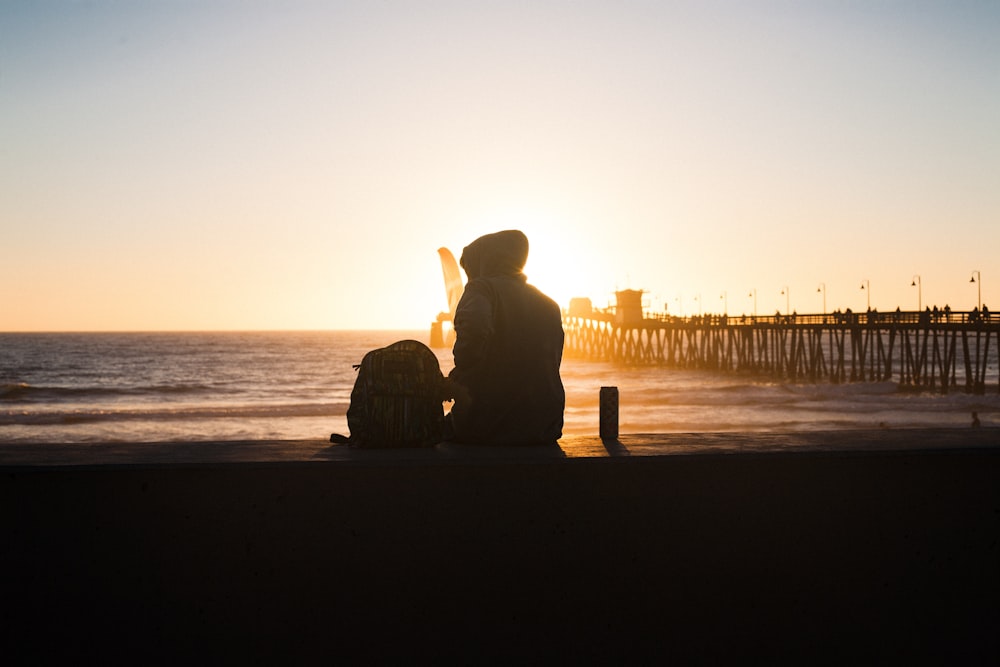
<box><xmin>450</xmin><ymin>280</ymin><xmax>494</xmax><ymax>383</ymax></box>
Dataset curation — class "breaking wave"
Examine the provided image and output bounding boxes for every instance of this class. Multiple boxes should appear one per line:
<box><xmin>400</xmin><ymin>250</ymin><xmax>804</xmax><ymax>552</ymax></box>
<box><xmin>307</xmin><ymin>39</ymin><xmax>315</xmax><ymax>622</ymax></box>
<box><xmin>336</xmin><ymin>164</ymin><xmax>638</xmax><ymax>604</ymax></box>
<box><xmin>1</xmin><ymin>382</ymin><xmax>235</xmax><ymax>402</ymax></box>
<box><xmin>0</xmin><ymin>401</ymin><xmax>350</xmax><ymax>426</ymax></box>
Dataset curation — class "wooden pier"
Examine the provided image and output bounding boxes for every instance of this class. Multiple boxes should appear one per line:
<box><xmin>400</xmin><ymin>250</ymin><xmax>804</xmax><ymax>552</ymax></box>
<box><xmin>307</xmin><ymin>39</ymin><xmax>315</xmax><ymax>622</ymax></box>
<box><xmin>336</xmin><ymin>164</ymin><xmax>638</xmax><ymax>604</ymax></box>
<box><xmin>564</xmin><ymin>310</ymin><xmax>1000</xmax><ymax>394</ymax></box>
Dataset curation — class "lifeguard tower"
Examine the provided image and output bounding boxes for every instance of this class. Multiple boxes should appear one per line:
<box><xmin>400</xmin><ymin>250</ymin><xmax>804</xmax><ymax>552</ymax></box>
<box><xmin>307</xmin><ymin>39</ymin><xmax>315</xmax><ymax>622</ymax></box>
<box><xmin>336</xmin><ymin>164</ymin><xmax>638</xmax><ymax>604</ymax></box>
<box><xmin>614</xmin><ymin>289</ymin><xmax>645</xmax><ymax>326</ymax></box>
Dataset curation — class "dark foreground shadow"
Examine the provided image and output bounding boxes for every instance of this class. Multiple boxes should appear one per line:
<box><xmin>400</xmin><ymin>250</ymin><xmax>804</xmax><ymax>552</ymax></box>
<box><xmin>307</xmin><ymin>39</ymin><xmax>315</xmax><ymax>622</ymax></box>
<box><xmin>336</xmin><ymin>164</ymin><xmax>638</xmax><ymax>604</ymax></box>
<box><xmin>3</xmin><ymin>447</ymin><xmax>998</xmax><ymax>663</ymax></box>
<box><xmin>601</xmin><ymin>437</ymin><xmax>631</xmax><ymax>456</ymax></box>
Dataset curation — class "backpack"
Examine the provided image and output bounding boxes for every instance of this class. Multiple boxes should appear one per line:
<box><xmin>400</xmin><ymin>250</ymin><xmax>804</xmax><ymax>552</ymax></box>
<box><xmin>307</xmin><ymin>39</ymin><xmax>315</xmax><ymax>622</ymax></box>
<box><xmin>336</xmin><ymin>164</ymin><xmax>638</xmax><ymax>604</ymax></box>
<box><xmin>330</xmin><ymin>339</ymin><xmax>446</xmax><ymax>448</ymax></box>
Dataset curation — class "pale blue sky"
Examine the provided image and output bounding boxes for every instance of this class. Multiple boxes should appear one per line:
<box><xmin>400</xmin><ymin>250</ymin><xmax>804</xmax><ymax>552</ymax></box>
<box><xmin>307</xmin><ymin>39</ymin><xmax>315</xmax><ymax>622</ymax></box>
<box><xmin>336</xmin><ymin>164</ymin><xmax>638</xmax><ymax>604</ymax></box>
<box><xmin>2</xmin><ymin>1</ymin><xmax>998</xmax><ymax>329</ymax></box>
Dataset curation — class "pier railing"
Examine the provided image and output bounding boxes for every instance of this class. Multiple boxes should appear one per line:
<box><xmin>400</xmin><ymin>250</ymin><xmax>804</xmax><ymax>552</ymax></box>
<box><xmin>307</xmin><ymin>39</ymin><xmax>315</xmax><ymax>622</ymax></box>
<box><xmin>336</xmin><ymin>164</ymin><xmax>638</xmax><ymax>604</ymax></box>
<box><xmin>563</xmin><ymin>311</ymin><xmax>999</xmax><ymax>394</ymax></box>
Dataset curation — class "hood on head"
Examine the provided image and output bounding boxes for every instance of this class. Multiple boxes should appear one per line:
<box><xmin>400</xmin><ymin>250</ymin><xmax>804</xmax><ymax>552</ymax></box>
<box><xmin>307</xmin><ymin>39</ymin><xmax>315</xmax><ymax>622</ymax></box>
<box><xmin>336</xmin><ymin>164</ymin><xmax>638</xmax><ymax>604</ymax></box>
<box><xmin>459</xmin><ymin>230</ymin><xmax>529</xmax><ymax>280</ymax></box>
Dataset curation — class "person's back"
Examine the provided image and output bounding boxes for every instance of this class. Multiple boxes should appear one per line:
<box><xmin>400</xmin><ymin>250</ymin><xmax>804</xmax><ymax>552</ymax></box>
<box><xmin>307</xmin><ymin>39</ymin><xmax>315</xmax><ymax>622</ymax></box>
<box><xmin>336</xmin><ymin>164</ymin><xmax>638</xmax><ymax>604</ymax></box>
<box><xmin>446</xmin><ymin>230</ymin><xmax>564</xmax><ymax>445</ymax></box>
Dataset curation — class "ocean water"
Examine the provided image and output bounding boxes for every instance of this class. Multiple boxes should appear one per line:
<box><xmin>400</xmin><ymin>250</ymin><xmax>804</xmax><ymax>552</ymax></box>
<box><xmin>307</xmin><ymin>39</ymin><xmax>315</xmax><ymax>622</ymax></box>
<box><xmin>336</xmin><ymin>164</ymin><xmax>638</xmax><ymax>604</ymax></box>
<box><xmin>1</xmin><ymin>330</ymin><xmax>997</xmax><ymax>444</ymax></box>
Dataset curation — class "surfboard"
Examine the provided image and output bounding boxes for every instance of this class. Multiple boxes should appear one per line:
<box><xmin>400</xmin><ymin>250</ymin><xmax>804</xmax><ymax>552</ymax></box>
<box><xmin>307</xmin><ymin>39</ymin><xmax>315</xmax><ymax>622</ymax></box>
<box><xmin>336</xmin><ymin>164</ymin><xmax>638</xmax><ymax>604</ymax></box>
<box><xmin>430</xmin><ymin>248</ymin><xmax>464</xmax><ymax>348</ymax></box>
<box><xmin>437</xmin><ymin>247</ymin><xmax>464</xmax><ymax>322</ymax></box>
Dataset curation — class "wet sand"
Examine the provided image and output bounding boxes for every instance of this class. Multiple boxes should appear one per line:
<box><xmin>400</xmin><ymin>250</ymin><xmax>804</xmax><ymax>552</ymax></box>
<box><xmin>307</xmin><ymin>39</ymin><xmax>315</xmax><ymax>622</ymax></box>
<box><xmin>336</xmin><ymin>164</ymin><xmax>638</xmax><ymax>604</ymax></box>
<box><xmin>3</xmin><ymin>429</ymin><xmax>998</xmax><ymax>663</ymax></box>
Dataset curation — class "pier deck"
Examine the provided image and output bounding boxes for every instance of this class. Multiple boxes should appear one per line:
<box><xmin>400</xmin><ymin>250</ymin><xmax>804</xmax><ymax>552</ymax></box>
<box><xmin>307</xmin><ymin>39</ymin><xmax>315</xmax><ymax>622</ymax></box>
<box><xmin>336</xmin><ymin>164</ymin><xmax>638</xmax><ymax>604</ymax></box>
<box><xmin>565</xmin><ymin>311</ymin><xmax>1000</xmax><ymax>393</ymax></box>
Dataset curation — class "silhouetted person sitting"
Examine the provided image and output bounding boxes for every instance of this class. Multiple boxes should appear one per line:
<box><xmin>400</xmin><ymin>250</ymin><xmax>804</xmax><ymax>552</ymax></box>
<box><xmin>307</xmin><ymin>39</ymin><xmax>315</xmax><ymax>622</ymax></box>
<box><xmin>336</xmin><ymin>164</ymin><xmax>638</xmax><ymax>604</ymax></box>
<box><xmin>444</xmin><ymin>230</ymin><xmax>565</xmax><ymax>446</ymax></box>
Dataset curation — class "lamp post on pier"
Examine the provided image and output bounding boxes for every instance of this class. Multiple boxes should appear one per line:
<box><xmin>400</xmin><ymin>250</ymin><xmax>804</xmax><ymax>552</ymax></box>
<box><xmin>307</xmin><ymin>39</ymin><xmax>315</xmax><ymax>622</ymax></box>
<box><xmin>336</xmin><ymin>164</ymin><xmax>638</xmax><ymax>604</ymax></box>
<box><xmin>970</xmin><ymin>270</ymin><xmax>981</xmax><ymax>310</ymax></box>
<box><xmin>694</xmin><ymin>294</ymin><xmax>702</xmax><ymax>316</ymax></box>
<box><xmin>780</xmin><ymin>286</ymin><xmax>790</xmax><ymax>315</ymax></box>
<box><xmin>911</xmin><ymin>275</ymin><xmax>922</xmax><ymax>311</ymax></box>
<box><xmin>860</xmin><ymin>280</ymin><xmax>870</xmax><ymax>310</ymax></box>
<box><xmin>817</xmin><ymin>283</ymin><xmax>826</xmax><ymax>315</ymax></box>
<box><xmin>720</xmin><ymin>291</ymin><xmax>728</xmax><ymax>315</ymax></box>
<box><xmin>748</xmin><ymin>289</ymin><xmax>757</xmax><ymax>318</ymax></box>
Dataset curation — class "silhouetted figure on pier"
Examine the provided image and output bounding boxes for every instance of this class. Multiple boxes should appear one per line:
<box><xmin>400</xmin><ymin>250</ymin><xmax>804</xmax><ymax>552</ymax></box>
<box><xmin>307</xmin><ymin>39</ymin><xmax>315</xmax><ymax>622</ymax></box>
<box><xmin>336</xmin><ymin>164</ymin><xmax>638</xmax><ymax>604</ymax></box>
<box><xmin>972</xmin><ymin>411</ymin><xmax>981</xmax><ymax>428</ymax></box>
<box><xmin>444</xmin><ymin>230</ymin><xmax>565</xmax><ymax>446</ymax></box>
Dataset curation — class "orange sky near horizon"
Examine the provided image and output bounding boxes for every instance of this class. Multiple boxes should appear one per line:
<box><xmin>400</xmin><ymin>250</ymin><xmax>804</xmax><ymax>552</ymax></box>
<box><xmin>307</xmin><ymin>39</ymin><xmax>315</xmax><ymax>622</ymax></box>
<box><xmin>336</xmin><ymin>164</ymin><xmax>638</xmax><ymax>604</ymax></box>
<box><xmin>2</xmin><ymin>2</ymin><xmax>998</xmax><ymax>332</ymax></box>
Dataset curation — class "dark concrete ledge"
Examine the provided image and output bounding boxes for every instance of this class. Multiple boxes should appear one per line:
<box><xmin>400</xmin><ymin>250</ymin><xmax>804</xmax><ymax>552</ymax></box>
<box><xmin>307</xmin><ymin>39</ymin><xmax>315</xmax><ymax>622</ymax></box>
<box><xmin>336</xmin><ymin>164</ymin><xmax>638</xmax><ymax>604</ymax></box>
<box><xmin>1</xmin><ymin>426</ymin><xmax>998</xmax><ymax>467</ymax></box>
<box><xmin>2</xmin><ymin>431</ymin><xmax>999</xmax><ymax>663</ymax></box>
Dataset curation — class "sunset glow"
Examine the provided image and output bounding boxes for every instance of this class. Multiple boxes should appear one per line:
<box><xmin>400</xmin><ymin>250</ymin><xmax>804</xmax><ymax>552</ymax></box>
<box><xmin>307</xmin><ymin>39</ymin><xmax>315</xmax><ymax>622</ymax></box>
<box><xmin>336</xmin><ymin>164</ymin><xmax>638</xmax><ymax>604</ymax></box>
<box><xmin>2</xmin><ymin>2</ymin><xmax>998</xmax><ymax>331</ymax></box>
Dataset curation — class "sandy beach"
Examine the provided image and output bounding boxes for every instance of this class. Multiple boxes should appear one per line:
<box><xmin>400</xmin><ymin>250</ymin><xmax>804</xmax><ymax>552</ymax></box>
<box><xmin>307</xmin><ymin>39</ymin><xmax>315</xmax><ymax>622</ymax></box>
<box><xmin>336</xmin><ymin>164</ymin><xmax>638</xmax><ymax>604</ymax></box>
<box><xmin>3</xmin><ymin>429</ymin><xmax>998</xmax><ymax>663</ymax></box>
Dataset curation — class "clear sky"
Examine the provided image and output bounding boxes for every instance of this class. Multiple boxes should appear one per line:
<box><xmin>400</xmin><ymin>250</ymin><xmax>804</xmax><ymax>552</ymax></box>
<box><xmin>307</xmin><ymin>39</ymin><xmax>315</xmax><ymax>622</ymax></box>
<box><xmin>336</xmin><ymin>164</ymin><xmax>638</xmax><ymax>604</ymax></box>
<box><xmin>2</xmin><ymin>0</ymin><xmax>998</xmax><ymax>331</ymax></box>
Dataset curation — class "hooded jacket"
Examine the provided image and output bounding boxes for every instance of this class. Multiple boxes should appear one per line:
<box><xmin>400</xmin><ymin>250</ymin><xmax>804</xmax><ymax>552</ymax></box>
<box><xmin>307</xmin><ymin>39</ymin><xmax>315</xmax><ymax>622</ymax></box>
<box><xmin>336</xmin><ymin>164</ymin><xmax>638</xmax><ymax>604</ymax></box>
<box><xmin>448</xmin><ymin>230</ymin><xmax>565</xmax><ymax>445</ymax></box>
